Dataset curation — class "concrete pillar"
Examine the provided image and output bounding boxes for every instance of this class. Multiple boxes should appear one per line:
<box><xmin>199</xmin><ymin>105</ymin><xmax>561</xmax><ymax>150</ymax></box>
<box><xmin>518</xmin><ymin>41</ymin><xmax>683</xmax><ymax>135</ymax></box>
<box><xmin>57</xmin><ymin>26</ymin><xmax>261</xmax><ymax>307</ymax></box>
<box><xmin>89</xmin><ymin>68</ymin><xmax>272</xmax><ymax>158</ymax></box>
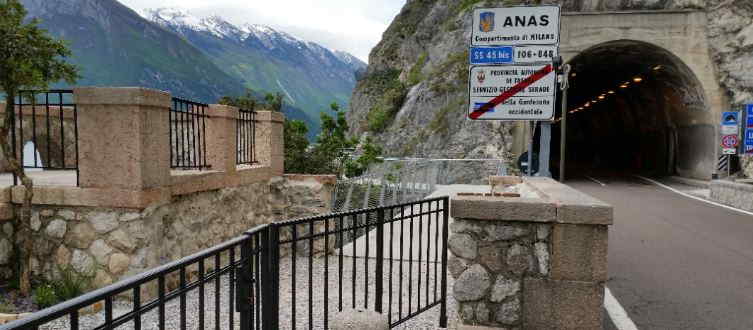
<box><xmin>73</xmin><ymin>87</ymin><xmax>171</xmax><ymax>190</ymax></box>
<box><xmin>206</xmin><ymin>104</ymin><xmax>238</xmax><ymax>173</ymax></box>
<box><xmin>254</xmin><ymin>111</ymin><xmax>285</xmax><ymax>176</ymax></box>
<box><xmin>449</xmin><ymin>176</ymin><xmax>612</xmax><ymax>329</ymax></box>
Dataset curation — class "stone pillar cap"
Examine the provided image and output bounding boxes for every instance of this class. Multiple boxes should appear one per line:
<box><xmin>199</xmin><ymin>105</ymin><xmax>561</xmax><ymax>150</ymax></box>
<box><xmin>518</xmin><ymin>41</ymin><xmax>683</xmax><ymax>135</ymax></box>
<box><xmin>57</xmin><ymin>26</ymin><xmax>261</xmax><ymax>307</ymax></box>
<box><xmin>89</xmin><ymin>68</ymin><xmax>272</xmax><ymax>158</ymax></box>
<box><xmin>451</xmin><ymin>177</ymin><xmax>613</xmax><ymax>225</ymax></box>
<box><xmin>73</xmin><ymin>87</ymin><xmax>170</xmax><ymax>107</ymax></box>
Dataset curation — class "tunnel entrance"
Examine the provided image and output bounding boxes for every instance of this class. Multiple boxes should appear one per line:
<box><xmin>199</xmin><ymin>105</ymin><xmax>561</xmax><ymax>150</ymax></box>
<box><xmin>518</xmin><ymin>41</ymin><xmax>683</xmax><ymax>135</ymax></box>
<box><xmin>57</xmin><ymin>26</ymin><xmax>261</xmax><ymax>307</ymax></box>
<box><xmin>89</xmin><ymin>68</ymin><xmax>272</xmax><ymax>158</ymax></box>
<box><xmin>551</xmin><ymin>40</ymin><xmax>713</xmax><ymax>180</ymax></box>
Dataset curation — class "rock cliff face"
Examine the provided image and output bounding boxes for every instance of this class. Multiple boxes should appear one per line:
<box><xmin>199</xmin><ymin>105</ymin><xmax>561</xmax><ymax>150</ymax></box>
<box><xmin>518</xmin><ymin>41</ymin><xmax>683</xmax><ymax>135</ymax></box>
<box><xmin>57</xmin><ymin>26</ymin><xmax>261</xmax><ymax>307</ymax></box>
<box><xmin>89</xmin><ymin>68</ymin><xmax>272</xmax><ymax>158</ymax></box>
<box><xmin>348</xmin><ymin>0</ymin><xmax>753</xmax><ymax>170</ymax></box>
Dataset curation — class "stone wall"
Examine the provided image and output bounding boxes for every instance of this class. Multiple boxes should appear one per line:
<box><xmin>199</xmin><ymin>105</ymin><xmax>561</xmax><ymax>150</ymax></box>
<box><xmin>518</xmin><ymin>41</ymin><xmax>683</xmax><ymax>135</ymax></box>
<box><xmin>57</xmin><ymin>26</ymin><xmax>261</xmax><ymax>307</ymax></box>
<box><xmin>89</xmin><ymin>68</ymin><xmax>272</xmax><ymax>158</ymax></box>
<box><xmin>449</xmin><ymin>177</ymin><xmax>612</xmax><ymax>329</ymax></box>
<box><xmin>710</xmin><ymin>179</ymin><xmax>753</xmax><ymax>212</ymax></box>
<box><xmin>0</xmin><ymin>174</ymin><xmax>334</xmax><ymax>288</ymax></box>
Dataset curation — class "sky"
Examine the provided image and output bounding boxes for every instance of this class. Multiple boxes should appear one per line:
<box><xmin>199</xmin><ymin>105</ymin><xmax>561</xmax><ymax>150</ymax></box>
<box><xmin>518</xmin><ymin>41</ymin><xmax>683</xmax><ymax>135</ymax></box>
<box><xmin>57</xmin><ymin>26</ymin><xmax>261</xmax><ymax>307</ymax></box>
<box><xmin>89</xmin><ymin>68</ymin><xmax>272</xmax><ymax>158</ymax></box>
<box><xmin>119</xmin><ymin>0</ymin><xmax>407</xmax><ymax>63</ymax></box>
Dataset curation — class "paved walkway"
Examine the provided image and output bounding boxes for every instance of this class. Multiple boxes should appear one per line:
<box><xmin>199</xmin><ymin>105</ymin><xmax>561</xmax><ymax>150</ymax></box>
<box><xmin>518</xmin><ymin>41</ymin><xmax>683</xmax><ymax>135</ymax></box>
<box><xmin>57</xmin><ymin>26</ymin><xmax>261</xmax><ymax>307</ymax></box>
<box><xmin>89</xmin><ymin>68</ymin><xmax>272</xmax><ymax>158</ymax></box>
<box><xmin>339</xmin><ymin>184</ymin><xmax>490</xmax><ymax>260</ymax></box>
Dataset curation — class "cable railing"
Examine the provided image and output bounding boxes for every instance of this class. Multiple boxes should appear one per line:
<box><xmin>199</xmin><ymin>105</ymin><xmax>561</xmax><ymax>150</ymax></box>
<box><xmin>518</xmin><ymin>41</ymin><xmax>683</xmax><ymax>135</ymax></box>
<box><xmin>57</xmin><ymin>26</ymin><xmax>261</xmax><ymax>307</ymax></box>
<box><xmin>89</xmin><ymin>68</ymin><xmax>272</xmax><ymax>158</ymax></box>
<box><xmin>169</xmin><ymin>97</ymin><xmax>209</xmax><ymax>170</ymax></box>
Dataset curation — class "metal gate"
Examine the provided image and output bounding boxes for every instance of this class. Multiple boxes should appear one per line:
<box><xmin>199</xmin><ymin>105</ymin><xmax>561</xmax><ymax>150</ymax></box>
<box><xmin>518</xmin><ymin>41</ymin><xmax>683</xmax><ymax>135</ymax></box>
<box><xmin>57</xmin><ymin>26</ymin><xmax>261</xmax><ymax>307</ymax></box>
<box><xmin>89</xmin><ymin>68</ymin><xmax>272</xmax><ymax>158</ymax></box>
<box><xmin>237</xmin><ymin>196</ymin><xmax>450</xmax><ymax>329</ymax></box>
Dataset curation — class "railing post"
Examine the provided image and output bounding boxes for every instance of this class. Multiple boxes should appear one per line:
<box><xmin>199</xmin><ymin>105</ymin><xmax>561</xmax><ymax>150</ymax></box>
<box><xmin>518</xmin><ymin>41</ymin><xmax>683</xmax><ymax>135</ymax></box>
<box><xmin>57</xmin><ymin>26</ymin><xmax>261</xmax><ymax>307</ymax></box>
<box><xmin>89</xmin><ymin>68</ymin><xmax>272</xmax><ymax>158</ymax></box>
<box><xmin>374</xmin><ymin>208</ymin><xmax>385</xmax><ymax>313</ymax></box>
<box><xmin>238</xmin><ymin>235</ymin><xmax>253</xmax><ymax>329</ymax></box>
<box><xmin>262</xmin><ymin>224</ymin><xmax>280</xmax><ymax>329</ymax></box>
<box><xmin>439</xmin><ymin>197</ymin><xmax>449</xmax><ymax>328</ymax></box>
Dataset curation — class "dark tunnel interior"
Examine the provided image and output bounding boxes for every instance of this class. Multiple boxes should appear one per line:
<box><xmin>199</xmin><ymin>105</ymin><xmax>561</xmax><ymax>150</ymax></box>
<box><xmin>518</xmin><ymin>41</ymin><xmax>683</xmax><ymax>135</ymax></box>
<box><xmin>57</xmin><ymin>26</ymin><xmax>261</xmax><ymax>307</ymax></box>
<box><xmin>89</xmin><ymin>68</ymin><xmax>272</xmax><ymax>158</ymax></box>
<box><xmin>547</xmin><ymin>40</ymin><xmax>713</xmax><ymax>179</ymax></box>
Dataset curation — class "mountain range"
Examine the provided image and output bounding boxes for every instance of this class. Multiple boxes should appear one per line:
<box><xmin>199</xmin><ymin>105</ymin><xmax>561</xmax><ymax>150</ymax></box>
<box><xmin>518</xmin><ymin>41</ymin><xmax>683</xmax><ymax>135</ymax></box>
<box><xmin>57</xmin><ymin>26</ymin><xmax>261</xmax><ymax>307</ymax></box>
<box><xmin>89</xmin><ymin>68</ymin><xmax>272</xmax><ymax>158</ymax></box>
<box><xmin>19</xmin><ymin>0</ymin><xmax>367</xmax><ymax>138</ymax></box>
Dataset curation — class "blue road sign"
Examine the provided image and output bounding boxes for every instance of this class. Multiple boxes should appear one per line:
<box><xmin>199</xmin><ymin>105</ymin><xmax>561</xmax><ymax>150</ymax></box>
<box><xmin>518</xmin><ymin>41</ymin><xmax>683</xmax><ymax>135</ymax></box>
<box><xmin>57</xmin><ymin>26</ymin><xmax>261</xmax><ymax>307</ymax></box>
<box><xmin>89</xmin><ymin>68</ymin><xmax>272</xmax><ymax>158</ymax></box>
<box><xmin>722</xmin><ymin>111</ymin><xmax>739</xmax><ymax>126</ymax></box>
<box><xmin>745</xmin><ymin>105</ymin><xmax>753</xmax><ymax>154</ymax></box>
<box><xmin>470</xmin><ymin>46</ymin><xmax>514</xmax><ymax>64</ymax></box>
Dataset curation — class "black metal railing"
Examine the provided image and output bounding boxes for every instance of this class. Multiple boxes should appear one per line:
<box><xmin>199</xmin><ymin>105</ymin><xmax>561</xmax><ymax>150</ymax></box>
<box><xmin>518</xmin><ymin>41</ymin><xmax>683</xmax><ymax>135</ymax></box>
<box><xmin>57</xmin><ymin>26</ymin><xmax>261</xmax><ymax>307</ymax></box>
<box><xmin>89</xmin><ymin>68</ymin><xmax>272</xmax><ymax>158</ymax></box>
<box><xmin>0</xmin><ymin>225</ymin><xmax>264</xmax><ymax>330</ymax></box>
<box><xmin>169</xmin><ymin>97</ymin><xmax>209</xmax><ymax>170</ymax></box>
<box><xmin>11</xmin><ymin>90</ymin><xmax>79</xmax><ymax>185</ymax></box>
<box><xmin>236</xmin><ymin>109</ymin><xmax>257</xmax><ymax>165</ymax></box>
<box><xmin>272</xmin><ymin>196</ymin><xmax>450</xmax><ymax>329</ymax></box>
<box><xmin>0</xmin><ymin>197</ymin><xmax>449</xmax><ymax>330</ymax></box>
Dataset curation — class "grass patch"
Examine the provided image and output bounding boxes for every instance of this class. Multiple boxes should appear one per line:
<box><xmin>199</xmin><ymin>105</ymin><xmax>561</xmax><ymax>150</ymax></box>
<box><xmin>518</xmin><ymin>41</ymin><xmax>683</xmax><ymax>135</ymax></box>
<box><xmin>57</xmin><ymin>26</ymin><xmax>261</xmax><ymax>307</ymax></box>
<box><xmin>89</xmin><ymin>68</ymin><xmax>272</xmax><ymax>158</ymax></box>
<box><xmin>33</xmin><ymin>266</ymin><xmax>92</xmax><ymax>308</ymax></box>
<box><xmin>362</xmin><ymin>69</ymin><xmax>408</xmax><ymax>133</ymax></box>
<box><xmin>407</xmin><ymin>52</ymin><xmax>428</xmax><ymax>86</ymax></box>
<box><xmin>457</xmin><ymin>0</ymin><xmax>486</xmax><ymax>14</ymax></box>
<box><xmin>429</xmin><ymin>50</ymin><xmax>469</xmax><ymax>94</ymax></box>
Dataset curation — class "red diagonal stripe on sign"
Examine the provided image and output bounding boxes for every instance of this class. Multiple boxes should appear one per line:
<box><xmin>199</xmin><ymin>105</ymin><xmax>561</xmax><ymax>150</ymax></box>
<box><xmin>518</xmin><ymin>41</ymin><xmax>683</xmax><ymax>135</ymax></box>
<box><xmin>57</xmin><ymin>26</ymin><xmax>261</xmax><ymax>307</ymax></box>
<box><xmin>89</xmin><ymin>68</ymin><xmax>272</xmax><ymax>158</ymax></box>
<box><xmin>470</xmin><ymin>64</ymin><xmax>554</xmax><ymax>120</ymax></box>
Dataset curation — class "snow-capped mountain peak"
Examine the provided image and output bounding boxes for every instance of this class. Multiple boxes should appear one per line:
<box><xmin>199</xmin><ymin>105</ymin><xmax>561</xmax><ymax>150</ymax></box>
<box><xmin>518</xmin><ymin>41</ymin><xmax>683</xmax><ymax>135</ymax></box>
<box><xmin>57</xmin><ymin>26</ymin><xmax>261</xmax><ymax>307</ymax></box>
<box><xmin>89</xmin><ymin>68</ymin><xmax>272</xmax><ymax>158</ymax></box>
<box><xmin>142</xmin><ymin>8</ymin><xmax>244</xmax><ymax>40</ymax></box>
<box><xmin>142</xmin><ymin>7</ymin><xmax>366</xmax><ymax>71</ymax></box>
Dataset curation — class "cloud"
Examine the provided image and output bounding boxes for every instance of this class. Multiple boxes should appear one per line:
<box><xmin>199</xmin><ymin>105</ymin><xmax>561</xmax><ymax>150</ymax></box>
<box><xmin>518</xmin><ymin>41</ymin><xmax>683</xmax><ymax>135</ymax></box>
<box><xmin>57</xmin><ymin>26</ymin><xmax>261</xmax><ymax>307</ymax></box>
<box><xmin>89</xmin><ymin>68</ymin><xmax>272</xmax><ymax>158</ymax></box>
<box><xmin>119</xmin><ymin>0</ymin><xmax>406</xmax><ymax>62</ymax></box>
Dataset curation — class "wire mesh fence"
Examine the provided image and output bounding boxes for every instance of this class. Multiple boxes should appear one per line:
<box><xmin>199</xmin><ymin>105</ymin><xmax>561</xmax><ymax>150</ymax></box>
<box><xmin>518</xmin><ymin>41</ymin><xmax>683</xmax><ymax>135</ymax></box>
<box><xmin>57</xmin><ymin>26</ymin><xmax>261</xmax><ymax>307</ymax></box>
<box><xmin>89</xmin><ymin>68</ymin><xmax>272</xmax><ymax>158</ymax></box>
<box><xmin>332</xmin><ymin>158</ymin><xmax>508</xmax><ymax>213</ymax></box>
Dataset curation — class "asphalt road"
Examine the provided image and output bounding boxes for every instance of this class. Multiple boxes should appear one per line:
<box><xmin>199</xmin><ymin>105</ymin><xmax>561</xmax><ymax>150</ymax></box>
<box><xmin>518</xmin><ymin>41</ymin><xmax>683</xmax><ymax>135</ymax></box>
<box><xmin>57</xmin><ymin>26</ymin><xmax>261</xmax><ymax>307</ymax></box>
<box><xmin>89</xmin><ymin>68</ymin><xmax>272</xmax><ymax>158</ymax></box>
<box><xmin>567</xmin><ymin>175</ymin><xmax>753</xmax><ymax>330</ymax></box>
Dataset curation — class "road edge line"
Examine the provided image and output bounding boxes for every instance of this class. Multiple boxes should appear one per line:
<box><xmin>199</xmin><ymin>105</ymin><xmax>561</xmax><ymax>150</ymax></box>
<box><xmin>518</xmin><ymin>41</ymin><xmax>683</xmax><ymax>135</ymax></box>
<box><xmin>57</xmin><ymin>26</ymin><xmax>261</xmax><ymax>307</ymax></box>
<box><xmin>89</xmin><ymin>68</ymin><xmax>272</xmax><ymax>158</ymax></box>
<box><xmin>585</xmin><ymin>175</ymin><xmax>607</xmax><ymax>186</ymax></box>
<box><xmin>635</xmin><ymin>175</ymin><xmax>753</xmax><ymax>217</ymax></box>
<box><xmin>604</xmin><ymin>286</ymin><xmax>639</xmax><ymax>330</ymax></box>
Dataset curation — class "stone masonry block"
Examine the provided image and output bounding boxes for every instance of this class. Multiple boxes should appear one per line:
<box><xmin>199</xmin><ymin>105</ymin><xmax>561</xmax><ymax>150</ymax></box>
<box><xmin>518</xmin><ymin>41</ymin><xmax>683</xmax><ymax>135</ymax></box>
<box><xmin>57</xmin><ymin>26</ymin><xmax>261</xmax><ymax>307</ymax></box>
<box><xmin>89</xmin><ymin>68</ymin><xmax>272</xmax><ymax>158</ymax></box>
<box><xmin>550</xmin><ymin>224</ymin><xmax>608</xmax><ymax>282</ymax></box>
<box><xmin>74</xmin><ymin>87</ymin><xmax>171</xmax><ymax>190</ymax></box>
<box><xmin>451</xmin><ymin>196</ymin><xmax>556</xmax><ymax>222</ymax></box>
<box><xmin>523</xmin><ymin>278</ymin><xmax>604</xmax><ymax>330</ymax></box>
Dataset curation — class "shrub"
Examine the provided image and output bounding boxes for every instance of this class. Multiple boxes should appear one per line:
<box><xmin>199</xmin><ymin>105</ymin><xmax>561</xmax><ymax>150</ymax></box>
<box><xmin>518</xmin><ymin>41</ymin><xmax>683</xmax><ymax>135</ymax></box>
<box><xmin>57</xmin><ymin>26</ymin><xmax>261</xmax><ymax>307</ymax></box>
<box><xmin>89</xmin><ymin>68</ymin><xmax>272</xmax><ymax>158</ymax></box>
<box><xmin>367</xmin><ymin>105</ymin><xmax>390</xmax><ymax>133</ymax></box>
<box><xmin>407</xmin><ymin>52</ymin><xmax>428</xmax><ymax>86</ymax></box>
<box><xmin>33</xmin><ymin>266</ymin><xmax>91</xmax><ymax>309</ymax></box>
<box><xmin>53</xmin><ymin>266</ymin><xmax>90</xmax><ymax>301</ymax></box>
<box><xmin>0</xmin><ymin>300</ymin><xmax>15</xmax><ymax>313</ymax></box>
<box><xmin>33</xmin><ymin>284</ymin><xmax>57</xmax><ymax>308</ymax></box>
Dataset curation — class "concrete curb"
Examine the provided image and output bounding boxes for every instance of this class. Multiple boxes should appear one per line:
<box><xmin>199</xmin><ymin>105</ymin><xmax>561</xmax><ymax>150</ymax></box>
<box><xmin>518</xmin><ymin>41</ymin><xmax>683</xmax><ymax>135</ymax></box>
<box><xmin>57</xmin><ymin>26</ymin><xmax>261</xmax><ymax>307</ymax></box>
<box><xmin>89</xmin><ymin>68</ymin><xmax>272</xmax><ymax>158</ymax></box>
<box><xmin>666</xmin><ymin>176</ymin><xmax>710</xmax><ymax>189</ymax></box>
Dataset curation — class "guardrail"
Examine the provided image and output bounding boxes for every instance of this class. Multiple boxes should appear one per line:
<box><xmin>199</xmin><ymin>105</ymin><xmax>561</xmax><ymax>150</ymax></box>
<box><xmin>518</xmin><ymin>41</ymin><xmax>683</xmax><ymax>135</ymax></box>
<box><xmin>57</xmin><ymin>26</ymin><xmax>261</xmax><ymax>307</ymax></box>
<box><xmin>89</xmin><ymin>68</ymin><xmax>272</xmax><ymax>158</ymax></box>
<box><xmin>169</xmin><ymin>97</ymin><xmax>209</xmax><ymax>170</ymax></box>
<box><xmin>12</xmin><ymin>90</ymin><xmax>79</xmax><ymax>185</ymax></box>
<box><xmin>236</xmin><ymin>109</ymin><xmax>257</xmax><ymax>165</ymax></box>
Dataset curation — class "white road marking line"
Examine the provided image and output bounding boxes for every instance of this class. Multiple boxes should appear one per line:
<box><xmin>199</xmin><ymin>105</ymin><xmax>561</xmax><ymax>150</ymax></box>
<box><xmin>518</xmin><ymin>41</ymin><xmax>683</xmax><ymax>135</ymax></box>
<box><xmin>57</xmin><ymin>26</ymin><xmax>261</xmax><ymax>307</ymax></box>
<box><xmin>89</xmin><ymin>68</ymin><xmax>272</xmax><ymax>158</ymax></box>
<box><xmin>635</xmin><ymin>175</ymin><xmax>753</xmax><ymax>217</ymax></box>
<box><xmin>604</xmin><ymin>286</ymin><xmax>639</xmax><ymax>330</ymax></box>
<box><xmin>585</xmin><ymin>175</ymin><xmax>607</xmax><ymax>186</ymax></box>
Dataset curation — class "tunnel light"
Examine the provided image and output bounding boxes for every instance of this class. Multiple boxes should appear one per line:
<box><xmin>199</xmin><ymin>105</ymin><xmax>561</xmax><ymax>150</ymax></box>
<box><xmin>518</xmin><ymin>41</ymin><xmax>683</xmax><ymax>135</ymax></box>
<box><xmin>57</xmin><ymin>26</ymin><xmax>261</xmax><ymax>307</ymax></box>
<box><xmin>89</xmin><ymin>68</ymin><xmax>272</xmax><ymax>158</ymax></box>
<box><xmin>633</xmin><ymin>77</ymin><xmax>643</xmax><ymax>83</ymax></box>
<box><xmin>608</xmin><ymin>90</ymin><xmax>615</xmax><ymax>94</ymax></box>
<box><xmin>620</xmin><ymin>84</ymin><xmax>629</xmax><ymax>89</ymax></box>
<box><xmin>598</xmin><ymin>95</ymin><xmax>606</xmax><ymax>100</ymax></box>
<box><xmin>584</xmin><ymin>102</ymin><xmax>590</xmax><ymax>107</ymax></box>
<box><xmin>653</xmin><ymin>65</ymin><xmax>662</xmax><ymax>71</ymax></box>
<box><xmin>571</xmin><ymin>72</ymin><xmax>577</xmax><ymax>77</ymax></box>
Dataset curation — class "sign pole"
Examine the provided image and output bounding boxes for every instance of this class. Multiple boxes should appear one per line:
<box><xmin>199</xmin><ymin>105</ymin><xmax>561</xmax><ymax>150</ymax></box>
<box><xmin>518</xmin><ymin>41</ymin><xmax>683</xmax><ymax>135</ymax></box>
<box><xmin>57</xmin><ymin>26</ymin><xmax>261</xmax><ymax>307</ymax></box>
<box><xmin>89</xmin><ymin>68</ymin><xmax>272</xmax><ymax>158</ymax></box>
<box><xmin>538</xmin><ymin>121</ymin><xmax>552</xmax><ymax>177</ymax></box>
<box><xmin>527</xmin><ymin>121</ymin><xmax>534</xmax><ymax>176</ymax></box>
<box><xmin>559</xmin><ymin>63</ymin><xmax>571</xmax><ymax>182</ymax></box>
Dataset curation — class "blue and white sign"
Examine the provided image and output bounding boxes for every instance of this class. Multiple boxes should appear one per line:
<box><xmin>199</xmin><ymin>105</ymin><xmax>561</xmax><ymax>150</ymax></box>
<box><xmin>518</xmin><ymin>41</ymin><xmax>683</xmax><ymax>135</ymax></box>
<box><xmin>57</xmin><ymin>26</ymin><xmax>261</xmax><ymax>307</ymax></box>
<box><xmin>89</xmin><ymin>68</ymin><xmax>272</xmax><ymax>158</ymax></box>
<box><xmin>471</xmin><ymin>6</ymin><xmax>561</xmax><ymax>47</ymax></box>
<box><xmin>721</xmin><ymin>111</ymin><xmax>739</xmax><ymax>135</ymax></box>
<box><xmin>745</xmin><ymin>104</ymin><xmax>753</xmax><ymax>154</ymax></box>
<box><xmin>470</xmin><ymin>45</ymin><xmax>558</xmax><ymax>64</ymax></box>
<box><xmin>721</xmin><ymin>111</ymin><xmax>740</xmax><ymax>154</ymax></box>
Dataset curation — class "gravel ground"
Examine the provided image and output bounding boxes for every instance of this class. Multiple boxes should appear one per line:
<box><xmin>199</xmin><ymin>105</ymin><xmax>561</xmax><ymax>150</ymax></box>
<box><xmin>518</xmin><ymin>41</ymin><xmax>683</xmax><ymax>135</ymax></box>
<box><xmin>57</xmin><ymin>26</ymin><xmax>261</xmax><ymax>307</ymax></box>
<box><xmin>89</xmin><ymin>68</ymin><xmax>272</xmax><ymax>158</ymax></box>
<box><xmin>36</xmin><ymin>256</ymin><xmax>457</xmax><ymax>330</ymax></box>
<box><xmin>34</xmin><ymin>188</ymin><xmax>475</xmax><ymax>330</ymax></box>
